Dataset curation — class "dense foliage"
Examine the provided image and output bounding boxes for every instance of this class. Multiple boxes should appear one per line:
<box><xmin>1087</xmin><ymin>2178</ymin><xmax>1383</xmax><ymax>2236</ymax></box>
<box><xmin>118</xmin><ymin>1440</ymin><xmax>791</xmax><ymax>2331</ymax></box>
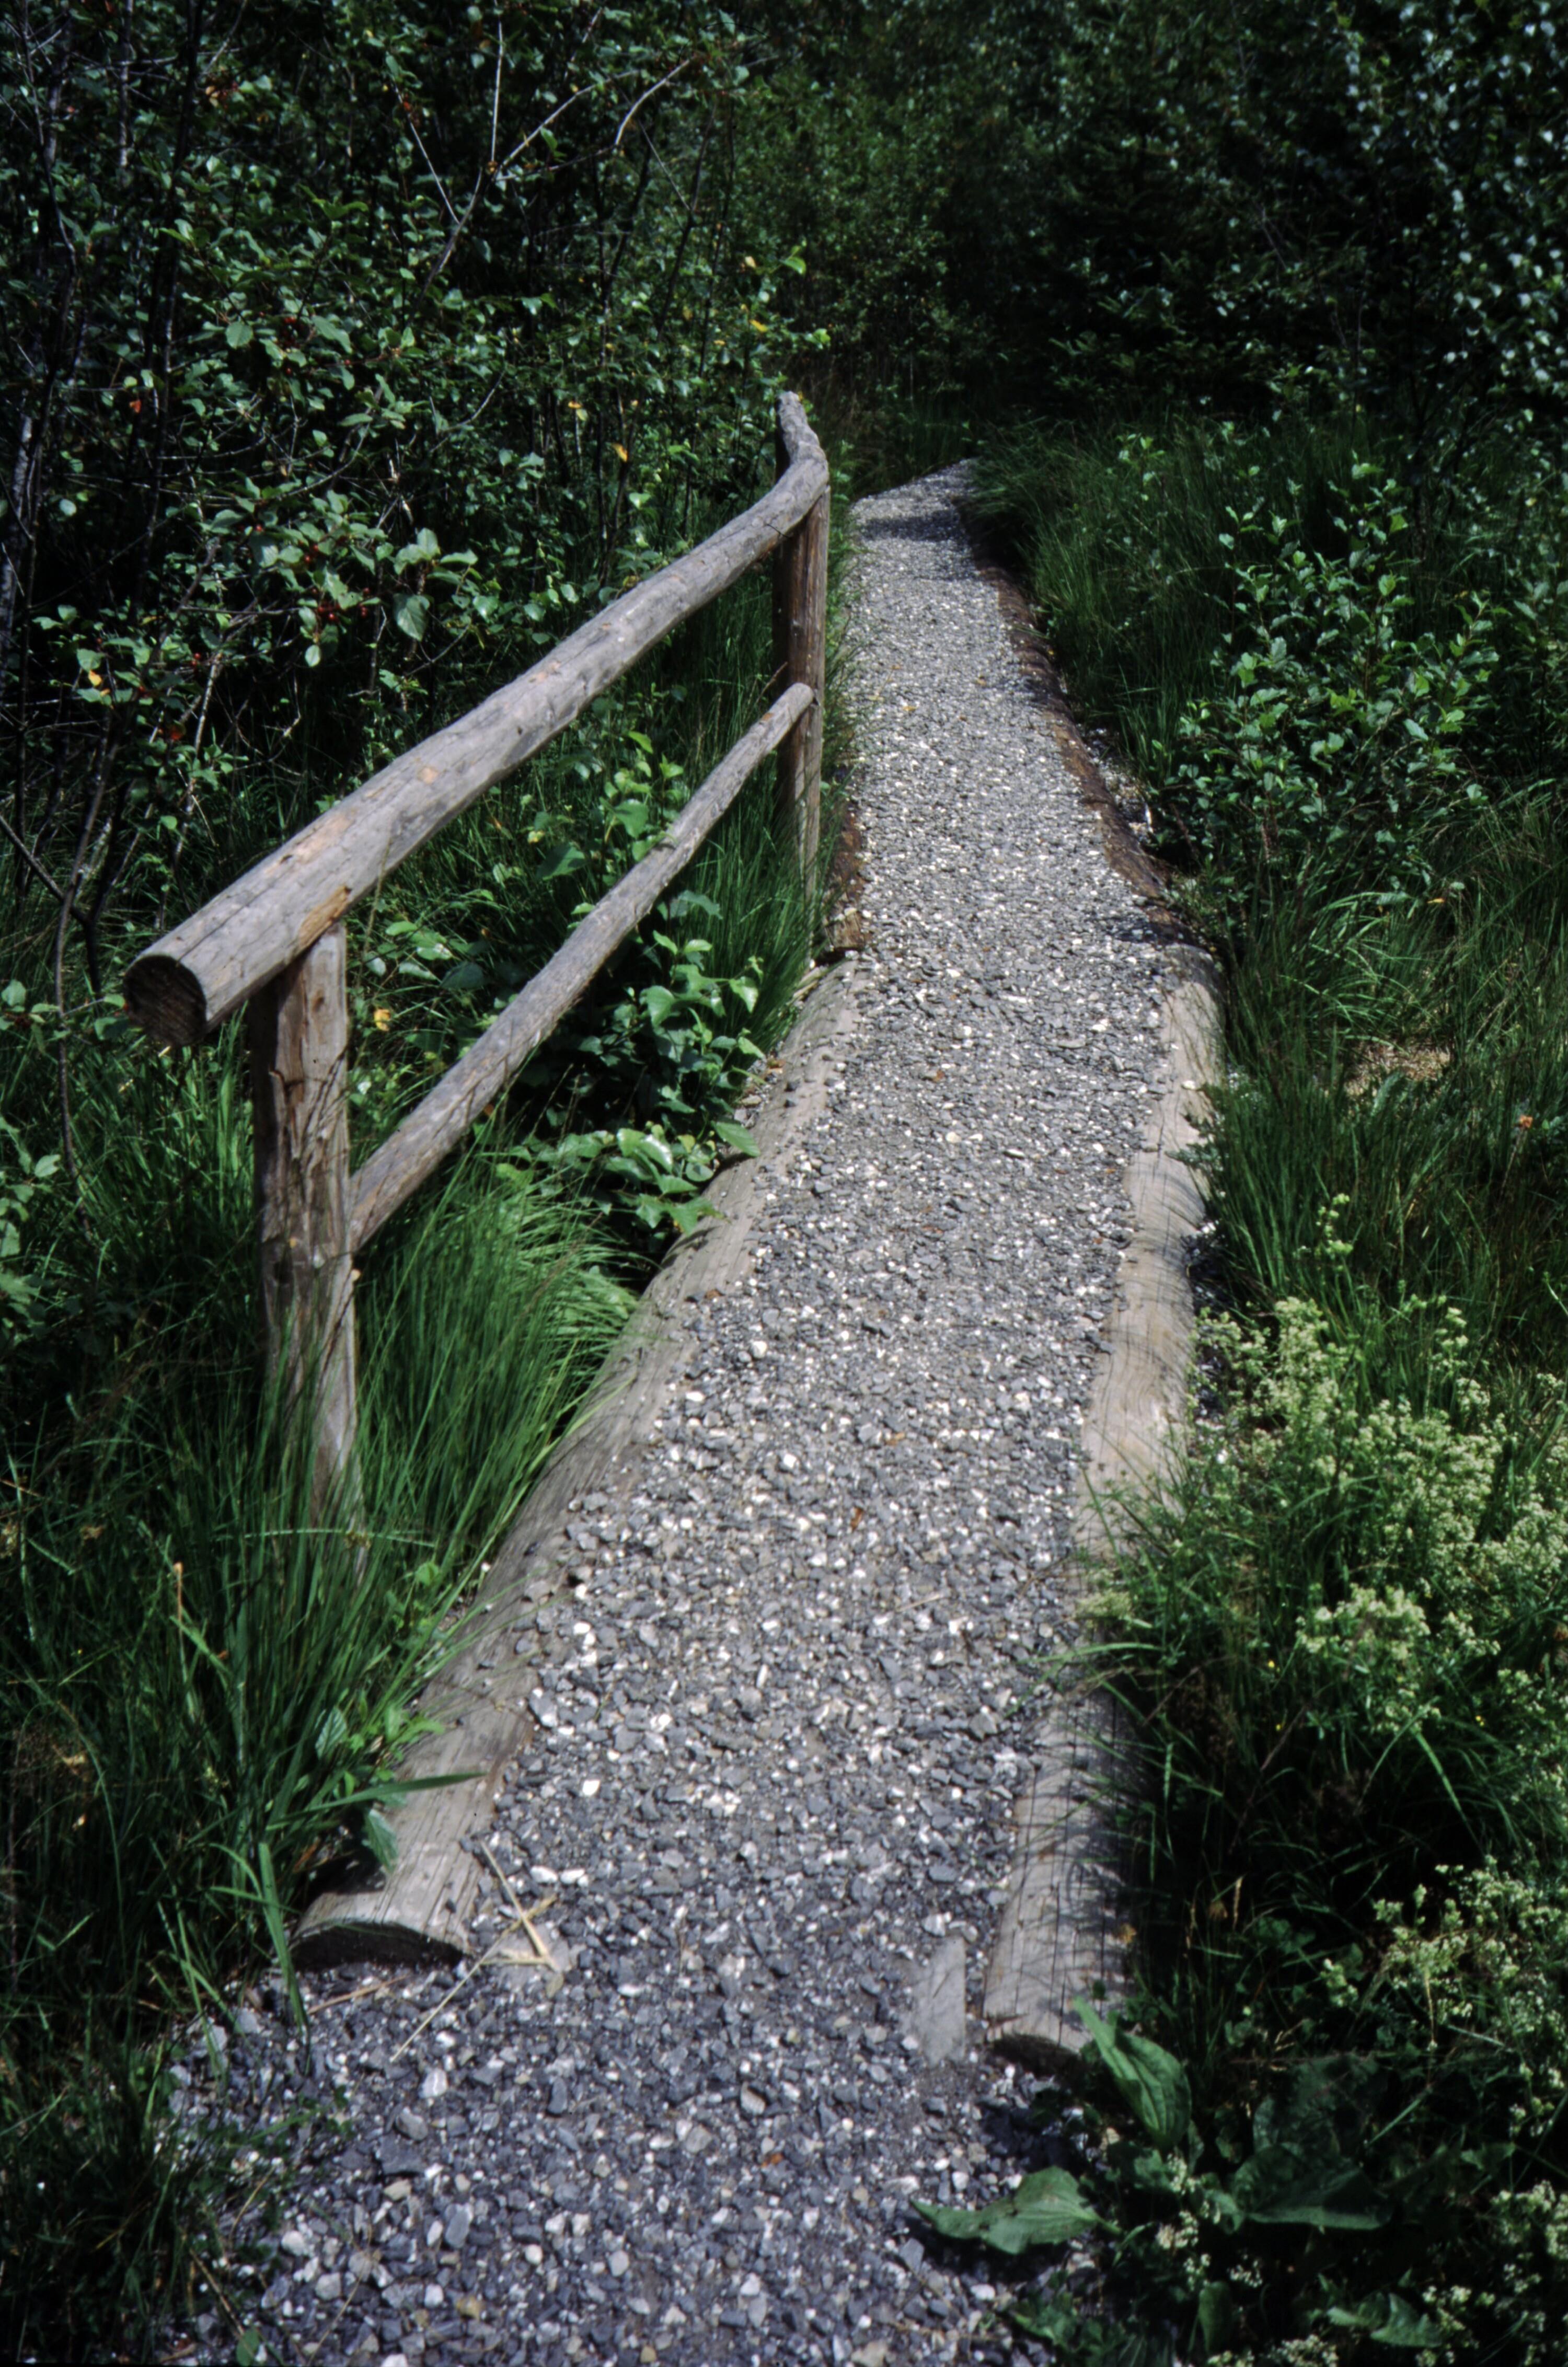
<box><xmin>2</xmin><ymin>0</ymin><xmax>779</xmax><ymax>962</ymax></box>
<box><xmin>0</xmin><ymin>3</ymin><xmax>839</xmax><ymax>2352</ymax></box>
<box><xmin>8</xmin><ymin>0</ymin><xmax>1568</xmax><ymax>2351</ymax></box>
<box><xmin>958</xmin><ymin>4</ymin><xmax>1568</xmax><ymax>2342</ymax></box>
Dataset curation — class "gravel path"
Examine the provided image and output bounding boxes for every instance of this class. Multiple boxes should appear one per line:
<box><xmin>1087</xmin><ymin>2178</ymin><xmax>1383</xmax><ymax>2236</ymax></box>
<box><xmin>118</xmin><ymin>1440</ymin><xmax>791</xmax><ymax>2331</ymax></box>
<box><xmin>217</xmin><ymin>467</ymin><xmax>1172</xmax><ymax>2367</ymax></box>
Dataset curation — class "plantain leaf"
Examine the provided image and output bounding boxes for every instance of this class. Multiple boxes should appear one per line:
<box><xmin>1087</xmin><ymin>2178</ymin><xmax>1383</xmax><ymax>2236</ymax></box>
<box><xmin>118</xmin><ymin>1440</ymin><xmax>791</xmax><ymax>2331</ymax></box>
<box><xmin>1232</xmin><ymin>2144</ymin><xmax>1389</xmax><ymax>2230</ymax></box>
<box><xmin>1075</xmin><ymin>1996</ymin><xmax>1193</xmax><ymax>2147</ymax></box>
<box><xmin>915</xmin><ymin>2166</ymin><xmax>1100</xmax><ymax>2255</ymax></box>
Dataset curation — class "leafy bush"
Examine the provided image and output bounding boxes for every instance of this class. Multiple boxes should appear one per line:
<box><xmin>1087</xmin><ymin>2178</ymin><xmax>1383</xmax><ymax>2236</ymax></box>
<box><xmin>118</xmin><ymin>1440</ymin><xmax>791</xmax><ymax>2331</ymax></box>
<box><xmin>1</xmin><ymin>0</ymin><xmax>783</xmax><ymax>976</ymax></box>
<box><xmin>1060</xmin><ymin>1292</ymin><xmax>1568</xmax><ymax>2362</ymax></box>
<box><xmin>928</xmin><ymin>1286</ymin><xmax>1568</xmax><ymax>2361</ymax></box>
<box><xmin>1165</xmin><ymin>471</ymin><xmax>1496</xmax><ymax>902</ymax></box>
<box><xmin>969</xmin><ymin>264</ymin><xmax>1568</xmax><ymax>2367</ymax></box>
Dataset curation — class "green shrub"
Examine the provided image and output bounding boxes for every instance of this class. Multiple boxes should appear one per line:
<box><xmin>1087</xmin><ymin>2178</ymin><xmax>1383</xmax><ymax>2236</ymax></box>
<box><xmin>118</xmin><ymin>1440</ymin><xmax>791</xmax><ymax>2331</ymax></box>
<box><xmin>1166</xmin><ymin>470</ymin><xmax>1497</xmax><ymax>903</ymax></box>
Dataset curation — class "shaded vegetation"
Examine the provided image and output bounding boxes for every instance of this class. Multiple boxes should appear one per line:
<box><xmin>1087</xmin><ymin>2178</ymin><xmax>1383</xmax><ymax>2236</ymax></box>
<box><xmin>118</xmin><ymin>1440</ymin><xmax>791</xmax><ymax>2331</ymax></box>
<box><xmin>961</xmin><ymin>52</ymin><xmax>1568</xmax><ymax>2358</ymax></box>
<box><xmin>1</xmin><ymin>3</ymin><xmax>841</xmax><ymax>2352</ymax></box>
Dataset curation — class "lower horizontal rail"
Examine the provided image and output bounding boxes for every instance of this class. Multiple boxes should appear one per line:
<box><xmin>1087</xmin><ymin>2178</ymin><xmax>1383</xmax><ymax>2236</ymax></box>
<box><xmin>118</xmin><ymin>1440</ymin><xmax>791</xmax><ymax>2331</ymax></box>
<box><xmin>348</xmin><ymin>679</ymin><xmax>814</xmax><ymax>1252</ymax></box>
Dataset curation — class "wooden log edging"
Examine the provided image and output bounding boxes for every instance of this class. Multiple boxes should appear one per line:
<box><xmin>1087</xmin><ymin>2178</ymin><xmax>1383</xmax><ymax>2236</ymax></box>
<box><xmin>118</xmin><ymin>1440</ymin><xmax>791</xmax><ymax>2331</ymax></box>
<box><xmin>295</xmin><ymin>956</ymin><xmax>864</xmax><ymax>1965</ymax></box>
<box><xmin>348</xmin><ymin>678</ymin><xmax>812</xmax><ymax>1250</ymax></box>
<box><xmin>126</xmin><ymin>395</ymin><xmax>828</xmax><ymax>1049</ymax></box>
<box><xmin>982</xmin><ymin>942</ymin><xmax>1222</xmax><ymax>2068</ymax></box>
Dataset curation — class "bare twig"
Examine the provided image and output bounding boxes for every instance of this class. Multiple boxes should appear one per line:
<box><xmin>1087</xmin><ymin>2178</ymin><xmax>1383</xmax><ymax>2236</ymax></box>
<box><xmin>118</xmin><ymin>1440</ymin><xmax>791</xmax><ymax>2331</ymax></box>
<box><xmin>0</xmin><ymin>809</ymin><xmax>67</xmax><ymax>906</ymax></box>
<box><xmin>614</xmin><ymin>55</ymin><xmax>693</xmax><ymax>149</ymax></box>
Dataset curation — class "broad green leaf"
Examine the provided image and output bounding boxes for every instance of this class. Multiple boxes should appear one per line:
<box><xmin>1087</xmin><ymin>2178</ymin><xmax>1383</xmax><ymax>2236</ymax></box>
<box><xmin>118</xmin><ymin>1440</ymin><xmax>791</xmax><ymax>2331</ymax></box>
<box><xmin>915</xmin><ymin>2166</ymin><xmax>1099</xmax><ymax>2255</ymax></box>
<box><xmin>1231</xmin><ymin>2143</ymin><xmax>1389</xmax><ymax>2230</ymax></box>
<box><xmin>1012</xmin><ymin>2296</ymin><xmax>1173</xmax><ymax>2366</ymax></box>
<box><xmin>713</xmin><ymin>1121</ymin><xmax>758</xmax><ymax>1158</ymax></box>
<box><xmin>1327</xmin><ymin>2294</ymin><xmax>1443</xmax><ymax>2348</ymax></box>
<box><xmin>537</xmin><ymin>843</ymin><xmax>585</xmax><ymax>881</ymax></box>
<box><xmin>314</xmin><ymin>1705</ymin><xmax>348</xmax><ymax>1758</ymax></box>
<box><xmin>1197</xmin><ymin>2282</ymin><xmax>1240</xmax><ymax>2353</ymax></box>
<box><xmin>395</xmin><ymin>526</ymin><xmax>442</xmax><ymax>571</ymax></box>
<box><xmin>669</xmin><ymin>1200</ymin><xmax>717</xmax><ymax>1234</ymax></box>
<box><xmin>394</xmin><ymin>592</ymin><xmax>429</xmax><ymax>640</ymax></box>
<box><xmin>364</xmin><ymin>1808</ymin><xmax>399</xmax><ymax>1870</ymax></box>
<box><xmin>1075</xmin><ymin>1997</ymin><xmax>1193</xmax><ymax>2147</ymax></box>
<box><xmin>643</xmin><ymin>985</ymin><xmax>677</xmax><ymax>1027</ymax></box>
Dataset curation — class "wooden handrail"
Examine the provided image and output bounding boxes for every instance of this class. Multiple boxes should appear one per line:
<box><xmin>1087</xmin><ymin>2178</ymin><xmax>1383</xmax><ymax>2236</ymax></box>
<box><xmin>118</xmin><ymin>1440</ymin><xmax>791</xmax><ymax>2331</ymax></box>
<box><xmin>126</xmin><ymin>394</ymin><xmax>828</xmax><ymax>1048</ymax></box>
<box><xmin>348</xmin><ymin>680</ymin><xmax>812</xmax><ymax>1251</ymax></box>
<box><xmin>124</xmin><ymin>392</ymin><xmax>829</xmax><ymax>1518</ymax></box>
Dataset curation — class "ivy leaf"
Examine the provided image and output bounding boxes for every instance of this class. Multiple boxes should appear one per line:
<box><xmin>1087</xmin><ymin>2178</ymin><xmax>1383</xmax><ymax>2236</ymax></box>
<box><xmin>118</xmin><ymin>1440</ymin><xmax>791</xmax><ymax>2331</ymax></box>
<box><xmin>915</xmin><ymin>2167</ymin><xmax>1100</xmax><ymax>2255</ymax></box>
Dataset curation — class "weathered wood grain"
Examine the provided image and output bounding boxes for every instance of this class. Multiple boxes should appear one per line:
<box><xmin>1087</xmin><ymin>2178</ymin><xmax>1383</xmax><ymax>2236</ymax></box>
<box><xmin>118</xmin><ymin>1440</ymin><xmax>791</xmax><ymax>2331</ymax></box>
<box><xmin>984</xmin><ymin>944</ymin><xmax>1222</xmax><ymax>2068</ymax></box>
<box><xmin>347</xmin><ymin>678</ymin><xmax>813</xmax><ymax>1252</ymax></box>
<box><xmin>126</xmin><ymin>395</ymin><xmax>828</xmax><ymax>1048</ymax></box>
<box><xmin>773</xmin><ymin>439</ymin><xmax>829</xmax><ymax>875</ymax></box>
<box><xmin>247</xmin><ymin>924</ymin><xmax>358</xmax><ymax>1518</ymax></box>
<box><xmin>296</xmin><ymin>957</ymin><xmax>863</xmax><ymax>1963</ymax></box>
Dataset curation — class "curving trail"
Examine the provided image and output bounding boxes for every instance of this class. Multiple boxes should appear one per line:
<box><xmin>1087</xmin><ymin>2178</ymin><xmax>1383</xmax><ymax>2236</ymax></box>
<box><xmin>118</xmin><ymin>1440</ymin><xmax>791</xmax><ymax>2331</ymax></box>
<box><xmin>226</xmin><ymin>468</ymin><xmax>1174</xmax><ymax>2367</ymax></box>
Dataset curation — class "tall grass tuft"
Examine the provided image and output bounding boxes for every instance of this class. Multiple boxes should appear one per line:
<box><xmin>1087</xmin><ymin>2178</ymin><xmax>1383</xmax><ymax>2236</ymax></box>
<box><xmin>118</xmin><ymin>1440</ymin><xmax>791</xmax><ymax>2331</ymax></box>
<box><xmin>970</xmin><ymin>405</ymin><xmax>1568</xmax><ymax>2357</ymax></box>
<box><xmin>2</xmin><ymin>1138</ymin><xmax>629</xmax><ymax>2357</ymax></box>
<box><xmin>0</xmin><ymin>461</ymin><xmax>845</xmax><ymax>2348</ymax></box>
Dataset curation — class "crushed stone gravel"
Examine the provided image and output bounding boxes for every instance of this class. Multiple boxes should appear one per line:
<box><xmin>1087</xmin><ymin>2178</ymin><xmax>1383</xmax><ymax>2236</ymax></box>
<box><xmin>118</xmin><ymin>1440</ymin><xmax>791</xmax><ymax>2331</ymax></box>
<box><xmin>189</xmin><ymin>465</ymin><xmax>1171</xmax><ymax>2367</ymax></box>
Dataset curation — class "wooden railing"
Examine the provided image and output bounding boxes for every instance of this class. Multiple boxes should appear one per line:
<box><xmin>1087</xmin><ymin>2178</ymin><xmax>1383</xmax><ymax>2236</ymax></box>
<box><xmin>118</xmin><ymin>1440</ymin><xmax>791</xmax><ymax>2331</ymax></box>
<box><xmin>126</xmin><ymin>392</ymin><xmax>829</xmax><ymax>1514</ymax></box>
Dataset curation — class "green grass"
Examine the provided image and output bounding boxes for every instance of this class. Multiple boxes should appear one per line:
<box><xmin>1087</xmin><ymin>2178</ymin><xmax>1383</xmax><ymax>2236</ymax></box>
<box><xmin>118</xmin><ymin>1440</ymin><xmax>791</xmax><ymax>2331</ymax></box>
<box><xmin>1209</xmin><ymin>807</ymin><xmax>1568</xmax><ymax>1392</ymax></box>
<box><xmin>2</xmin><ymin>1150</ymin><xmax>629</xmax><ymax>2356</ymax></box>
<box><xmin>0</xmin><ymin>452</ymin><xmax>849</xmax><ymax>2353</ymax></box>
<box><xmin>959</xmin><ymin>409</ymin><xmax>1568</xmax><ymax>2360</ymax></box>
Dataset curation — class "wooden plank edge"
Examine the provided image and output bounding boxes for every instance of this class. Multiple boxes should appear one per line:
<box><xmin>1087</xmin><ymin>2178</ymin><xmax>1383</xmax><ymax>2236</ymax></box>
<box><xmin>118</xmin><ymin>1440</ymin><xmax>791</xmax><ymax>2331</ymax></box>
<box><xmin>982</xmin><ymin>946</ymin><xmax>1223</xmax><ymax>2068</ymax></box>
<box><xmin>295</xmin><ymin>955</ymin><xmax>863</xmax><ymax>1967</ymax></box>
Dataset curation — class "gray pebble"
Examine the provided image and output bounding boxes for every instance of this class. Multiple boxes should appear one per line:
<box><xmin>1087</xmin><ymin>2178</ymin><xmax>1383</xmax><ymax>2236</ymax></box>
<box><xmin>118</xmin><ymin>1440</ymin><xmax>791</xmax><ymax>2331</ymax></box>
<box><xmin>188</xmin><ymin>462</ymin><xmax>1162</xmax><ymax>2367</ymax></box>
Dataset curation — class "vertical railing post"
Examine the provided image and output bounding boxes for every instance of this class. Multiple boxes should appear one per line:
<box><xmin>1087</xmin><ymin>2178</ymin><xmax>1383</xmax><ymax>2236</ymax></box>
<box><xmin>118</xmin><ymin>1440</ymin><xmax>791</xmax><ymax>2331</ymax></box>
<box><xmin>773</xmin><ymin>425</ymin><xmax>829</xmax><ymax>880</ymax></box>
<box><xmin>247</xmin><ymin>921</ymin><xmax>358</xmax><ymax>1522</ymax></box>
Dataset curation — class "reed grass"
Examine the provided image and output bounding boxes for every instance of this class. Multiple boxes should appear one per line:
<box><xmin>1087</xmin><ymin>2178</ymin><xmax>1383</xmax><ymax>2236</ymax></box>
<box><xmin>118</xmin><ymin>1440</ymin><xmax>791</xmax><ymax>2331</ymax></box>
<box><xmin>0</xmin><ymin>453</ymin><xmax>847</xmax><ymax>2353</ymax></box>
